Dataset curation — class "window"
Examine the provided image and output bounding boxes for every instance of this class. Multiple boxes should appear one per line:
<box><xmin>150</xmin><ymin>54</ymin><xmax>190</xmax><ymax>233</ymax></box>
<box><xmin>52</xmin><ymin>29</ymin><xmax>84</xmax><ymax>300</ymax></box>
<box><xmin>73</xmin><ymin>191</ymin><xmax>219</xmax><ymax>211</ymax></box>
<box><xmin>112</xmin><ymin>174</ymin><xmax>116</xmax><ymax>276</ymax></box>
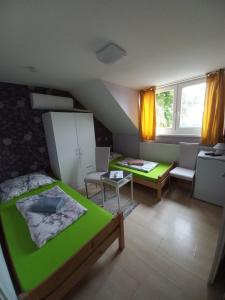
<box><xmin>156</xmin><ymin>78</ymin><xmax>206</xmax><ymax>136</ymax></box>
<box><xmin>156</xmin><ymin>86</ymin><xmax>176</xmax><ymax>135</ymax></box>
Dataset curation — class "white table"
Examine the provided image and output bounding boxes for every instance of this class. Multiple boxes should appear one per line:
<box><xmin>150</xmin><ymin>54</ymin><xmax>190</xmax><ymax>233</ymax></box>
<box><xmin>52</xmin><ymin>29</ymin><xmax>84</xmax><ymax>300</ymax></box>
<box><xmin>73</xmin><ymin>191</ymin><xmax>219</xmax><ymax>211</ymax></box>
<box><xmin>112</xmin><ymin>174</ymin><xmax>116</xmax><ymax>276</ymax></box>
<box><xmin>101</xmin><ymin>171</ymin><xmax>133</xmax><ymax>211</ymax></box>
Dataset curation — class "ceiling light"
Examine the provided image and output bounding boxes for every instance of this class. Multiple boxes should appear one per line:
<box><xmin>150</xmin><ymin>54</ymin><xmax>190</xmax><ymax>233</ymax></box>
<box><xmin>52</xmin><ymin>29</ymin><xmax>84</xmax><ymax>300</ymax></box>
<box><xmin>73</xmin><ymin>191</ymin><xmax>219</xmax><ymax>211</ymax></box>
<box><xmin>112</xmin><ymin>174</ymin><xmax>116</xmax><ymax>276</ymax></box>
<box><xmin>96</xmin><ymin>43</ymin><xmax>127</xmax><ymax>64</ymax></box>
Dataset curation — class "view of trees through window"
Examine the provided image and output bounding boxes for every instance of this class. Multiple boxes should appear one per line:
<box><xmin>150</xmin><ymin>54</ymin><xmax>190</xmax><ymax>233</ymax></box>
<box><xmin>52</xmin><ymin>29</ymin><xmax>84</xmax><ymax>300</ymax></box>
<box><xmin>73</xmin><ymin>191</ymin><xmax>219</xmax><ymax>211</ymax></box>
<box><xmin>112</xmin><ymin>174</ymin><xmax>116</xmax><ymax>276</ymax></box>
<box><xmin>180</xmin><ymin>82</ymin><xmax>206</xmax><ymax>128</ymax></box>
<box><xmin>155</xmin><ymin>79</ymin><xmax>206</xmax><ymax>135</ymax></box>
<box><xmin>156</xmin><ymin>89</ymin><xmax>174</xmax><ymax>129</ymax></box>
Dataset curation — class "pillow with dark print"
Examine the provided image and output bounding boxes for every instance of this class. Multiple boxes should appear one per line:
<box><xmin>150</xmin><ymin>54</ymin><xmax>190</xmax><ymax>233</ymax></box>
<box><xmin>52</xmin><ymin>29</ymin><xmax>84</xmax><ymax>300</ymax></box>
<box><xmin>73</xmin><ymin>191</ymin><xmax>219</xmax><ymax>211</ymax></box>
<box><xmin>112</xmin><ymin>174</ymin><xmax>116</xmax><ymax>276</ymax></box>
<box><xmin>0</xmin><ymin>173</ymin><xmax>55</xmax><ymax>203</ymax></box>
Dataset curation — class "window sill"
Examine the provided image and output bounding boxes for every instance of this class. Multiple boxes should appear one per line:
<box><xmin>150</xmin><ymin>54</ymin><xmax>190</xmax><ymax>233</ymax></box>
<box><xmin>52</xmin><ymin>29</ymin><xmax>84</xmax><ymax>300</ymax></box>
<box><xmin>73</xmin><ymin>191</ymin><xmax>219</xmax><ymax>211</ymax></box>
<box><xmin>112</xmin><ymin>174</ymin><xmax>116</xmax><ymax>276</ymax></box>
<box><xmin>156</xmin><ymin>134</ymin><xmax>201</xmax><ymax>138</ymax></box>
<box><xmin>141</xmin><ymin>135</ymin><xmax>201</xmax><ymax>145</ymax></box>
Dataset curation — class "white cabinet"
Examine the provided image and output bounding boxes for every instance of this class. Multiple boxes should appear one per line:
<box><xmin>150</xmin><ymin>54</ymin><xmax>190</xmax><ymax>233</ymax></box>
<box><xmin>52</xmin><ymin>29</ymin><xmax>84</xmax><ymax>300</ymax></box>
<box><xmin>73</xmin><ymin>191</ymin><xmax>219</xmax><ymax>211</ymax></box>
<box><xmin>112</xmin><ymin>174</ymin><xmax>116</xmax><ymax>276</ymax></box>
<box><xmin>194</xmin><ymin>151</ymin><xmax>225</xmax><ymax>206</ymax></box>
<box><xmin>42</xmin><ymin>112</ymin><xmax>96</xmax><ymax>189</ymax></box>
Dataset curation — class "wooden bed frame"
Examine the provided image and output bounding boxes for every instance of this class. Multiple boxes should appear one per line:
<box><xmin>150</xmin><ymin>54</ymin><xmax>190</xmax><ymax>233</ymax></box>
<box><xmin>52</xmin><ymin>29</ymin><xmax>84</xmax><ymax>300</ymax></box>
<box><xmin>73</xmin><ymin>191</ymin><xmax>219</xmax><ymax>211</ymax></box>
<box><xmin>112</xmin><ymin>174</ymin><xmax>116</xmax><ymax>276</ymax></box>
<box><xmin>1</xmin><ymin>212</ymin><xmax>124</xmax><ymax>300</ymax></box>
<box><xmin>132</xmin><ymin>162</ymin><xmax>176</xmax><ymax>200</ymax></box>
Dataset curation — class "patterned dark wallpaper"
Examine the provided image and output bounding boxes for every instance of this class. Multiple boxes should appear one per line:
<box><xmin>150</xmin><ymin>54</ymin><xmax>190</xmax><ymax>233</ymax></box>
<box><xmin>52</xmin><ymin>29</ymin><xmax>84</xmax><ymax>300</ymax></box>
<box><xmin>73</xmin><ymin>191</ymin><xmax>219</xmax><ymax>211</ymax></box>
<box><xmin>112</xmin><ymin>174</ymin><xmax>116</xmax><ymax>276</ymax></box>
<box><xmin>0</xmin><ymin>82</ymin><xmax>112</xmax><ymax>183</ymax></box>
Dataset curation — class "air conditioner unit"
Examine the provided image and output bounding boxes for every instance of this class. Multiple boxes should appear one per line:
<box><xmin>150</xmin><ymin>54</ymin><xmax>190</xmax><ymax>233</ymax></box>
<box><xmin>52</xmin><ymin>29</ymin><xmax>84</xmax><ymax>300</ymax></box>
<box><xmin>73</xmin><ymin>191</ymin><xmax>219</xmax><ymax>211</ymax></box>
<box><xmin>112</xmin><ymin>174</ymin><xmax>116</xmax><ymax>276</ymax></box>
<box><xmin>31</xmin><ymin>93</ymin><xmax>74</xmax><ymax>110</ymax></box>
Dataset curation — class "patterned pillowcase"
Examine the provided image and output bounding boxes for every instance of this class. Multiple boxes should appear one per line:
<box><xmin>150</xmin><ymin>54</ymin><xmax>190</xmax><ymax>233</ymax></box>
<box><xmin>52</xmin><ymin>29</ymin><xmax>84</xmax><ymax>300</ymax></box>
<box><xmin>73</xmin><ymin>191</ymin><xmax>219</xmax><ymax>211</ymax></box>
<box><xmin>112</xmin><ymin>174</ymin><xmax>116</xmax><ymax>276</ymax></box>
<box><xmin>27</xmin><ymin>173</ymin><xmax>55</xmax><ymax>191</ymax></box>
<box><xmin>16</xmin><ymin>186</ymin><xmax>87</xmax><ymax>248</ymax></box>
<box><xmin>0</xmin><ymin>173</ymin><xmax>55</xmax><ymax>203</ymax></box>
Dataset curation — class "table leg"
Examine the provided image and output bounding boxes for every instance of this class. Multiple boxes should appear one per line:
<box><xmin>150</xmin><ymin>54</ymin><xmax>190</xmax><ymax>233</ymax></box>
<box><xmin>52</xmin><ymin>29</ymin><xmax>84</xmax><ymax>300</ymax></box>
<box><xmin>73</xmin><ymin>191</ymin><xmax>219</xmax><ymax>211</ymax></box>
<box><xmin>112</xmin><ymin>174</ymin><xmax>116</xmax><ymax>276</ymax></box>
<box><xmin>103</xmin><ymin>183</ymin><xmax>106</xmax><ymax>202</ymax></box>
<box><xmin>85</xmin><ymin>182</ymin><xmax>88</xmax><ymax>198</ymax></box>
<box><xmin>101</xmin><ymin>182</ymin><xmax>105</xmax><ymax>207</ymax></box>
<box><xmin>131</xmin><ymin>176</ymin><xmax>133</xmax><ymax>201</ymax></box>
<box><xmin>116</xmin><ymin>186</ymin><xmax>121</xmax><ymax>212</ymax></box>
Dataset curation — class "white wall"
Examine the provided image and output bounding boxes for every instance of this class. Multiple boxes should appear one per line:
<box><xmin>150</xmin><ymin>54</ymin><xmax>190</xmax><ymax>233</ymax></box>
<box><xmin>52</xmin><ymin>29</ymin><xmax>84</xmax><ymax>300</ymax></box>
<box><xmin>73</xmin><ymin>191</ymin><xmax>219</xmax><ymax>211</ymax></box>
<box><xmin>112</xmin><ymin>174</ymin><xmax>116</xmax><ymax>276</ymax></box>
<box><xmin>72</xmin><ymin>79</ymin><xmax>138</xmax><ymax>134</ymax></box>
<box><xmin>0</xmin><ymin>245</ymin><xmax>17</xmax><ymax>300</ymax></box>
<box><xmin>140</xmin><ymin>142</ymin><xmax>180</xmax><ymax>163</ymax></box>
<box><xmin>140</xmin><ymin>142</ymin><xmax>212</xmax><ymax>163</ymax></box>
<box><xmin>104</xmin><ymin>81</ymin><xmax>139</xmax><ymax>129</ymax></box>
<box><xmin>113</xmin><ymin>133</ymin><xmax>139</xmax><ymax>157</ymax></box>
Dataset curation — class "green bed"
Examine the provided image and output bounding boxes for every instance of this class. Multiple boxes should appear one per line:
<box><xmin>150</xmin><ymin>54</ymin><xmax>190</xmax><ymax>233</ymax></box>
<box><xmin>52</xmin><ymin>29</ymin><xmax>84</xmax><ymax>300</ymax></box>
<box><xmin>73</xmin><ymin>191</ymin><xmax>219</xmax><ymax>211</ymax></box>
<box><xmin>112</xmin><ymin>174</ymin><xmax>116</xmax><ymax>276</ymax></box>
<box><xmin>0</xmin><ymin>181</ymin><xmax>116</xmax><ymax>295</ymax></box>
<box><xmin>109</xmin><ymin>158</ymin><xmax>173</xmax><ymax>182</ymax></box>
<box><xmin>109</xmin><ymin>158</ymin><xmax>174</xmax><ymax>199</ymax></box>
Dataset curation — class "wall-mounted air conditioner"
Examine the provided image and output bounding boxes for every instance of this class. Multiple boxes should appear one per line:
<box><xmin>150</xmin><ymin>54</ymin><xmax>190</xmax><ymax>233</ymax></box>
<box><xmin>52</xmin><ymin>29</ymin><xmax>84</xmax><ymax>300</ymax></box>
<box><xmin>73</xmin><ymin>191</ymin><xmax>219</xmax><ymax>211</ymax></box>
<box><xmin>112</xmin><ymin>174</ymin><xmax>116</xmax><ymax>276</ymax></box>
<box><xmin>31</xmin><ymin>93</ymin><xmax>74</xmax><ymax>110</ymax></box>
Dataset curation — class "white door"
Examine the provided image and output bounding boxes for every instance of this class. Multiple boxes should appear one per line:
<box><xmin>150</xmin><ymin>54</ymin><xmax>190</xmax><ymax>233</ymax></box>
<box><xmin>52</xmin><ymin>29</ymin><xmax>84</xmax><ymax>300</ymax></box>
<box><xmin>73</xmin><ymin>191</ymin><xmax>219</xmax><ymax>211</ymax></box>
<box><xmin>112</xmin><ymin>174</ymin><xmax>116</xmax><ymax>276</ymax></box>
<box><xmin>52</xmin><ymin>113</ymin><xmax>80</xmax><ymax>188</ymax></box>
<box><xmin>75</xmin><ymin>113</ymin><xmax>96</xmax><ymax>188</ymax></box>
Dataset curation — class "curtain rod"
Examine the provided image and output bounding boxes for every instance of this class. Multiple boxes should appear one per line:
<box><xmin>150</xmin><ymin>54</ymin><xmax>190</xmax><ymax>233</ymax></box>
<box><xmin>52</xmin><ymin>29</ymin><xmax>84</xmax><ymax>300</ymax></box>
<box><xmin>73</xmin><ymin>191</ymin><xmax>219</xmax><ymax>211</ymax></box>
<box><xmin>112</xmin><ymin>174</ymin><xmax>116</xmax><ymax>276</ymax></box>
<box><xmin>142</xmin><ymin>68</ymin><xmax>225</xmax><ymax>91</ymax></box>
<box><xmin>206</xmin><ymin>68</ymin><xmax>225</xmax><ymax>76</ymax></box>
<box><xmin>141</xmin><ymin>86</ymin><xmax>155</xmax><ymax>92</ymax></box>
<box><xmin>157</xmin><ymin>74</ymin><xmax>206</xmax><ymax>89</ymax></box>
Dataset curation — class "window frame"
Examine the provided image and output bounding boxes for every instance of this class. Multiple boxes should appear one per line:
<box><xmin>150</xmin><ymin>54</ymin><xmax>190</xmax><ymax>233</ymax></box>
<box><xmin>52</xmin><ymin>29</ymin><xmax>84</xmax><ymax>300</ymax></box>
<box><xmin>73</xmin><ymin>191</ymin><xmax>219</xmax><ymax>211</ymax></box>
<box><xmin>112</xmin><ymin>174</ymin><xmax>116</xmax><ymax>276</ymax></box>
<box><xmin>156</xmin><ymin>77</ymin><xmax>206</xmax><ymax>136</ymax></box>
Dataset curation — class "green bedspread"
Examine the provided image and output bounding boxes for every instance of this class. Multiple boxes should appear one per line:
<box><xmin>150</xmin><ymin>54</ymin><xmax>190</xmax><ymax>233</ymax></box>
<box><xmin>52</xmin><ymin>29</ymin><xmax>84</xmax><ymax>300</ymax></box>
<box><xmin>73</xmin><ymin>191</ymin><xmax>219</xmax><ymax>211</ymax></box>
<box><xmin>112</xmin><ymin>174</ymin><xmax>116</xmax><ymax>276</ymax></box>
<box><xmin>109</xmin><ymin>159</ymin><xmax>173</xmax><ymax>182</ymax></box>
<box><xmin>0</xmin><ymin>181</ymin><xmax>113</xmax><ymax>292</ymax></box>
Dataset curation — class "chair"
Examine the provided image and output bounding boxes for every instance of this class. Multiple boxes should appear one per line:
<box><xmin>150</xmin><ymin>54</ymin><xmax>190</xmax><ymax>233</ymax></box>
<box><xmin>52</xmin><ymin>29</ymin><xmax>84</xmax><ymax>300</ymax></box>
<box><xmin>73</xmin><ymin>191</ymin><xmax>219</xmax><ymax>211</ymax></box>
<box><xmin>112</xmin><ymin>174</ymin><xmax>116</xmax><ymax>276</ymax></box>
<box><xmin>169</xmin><ymin>142</ymin><xmax>199</xmax><ymax>187</ymax></box>
<box><xmin>84</xmin><ymin>147</ymin><xmax>110</xmax><ymax>200</ymax></box>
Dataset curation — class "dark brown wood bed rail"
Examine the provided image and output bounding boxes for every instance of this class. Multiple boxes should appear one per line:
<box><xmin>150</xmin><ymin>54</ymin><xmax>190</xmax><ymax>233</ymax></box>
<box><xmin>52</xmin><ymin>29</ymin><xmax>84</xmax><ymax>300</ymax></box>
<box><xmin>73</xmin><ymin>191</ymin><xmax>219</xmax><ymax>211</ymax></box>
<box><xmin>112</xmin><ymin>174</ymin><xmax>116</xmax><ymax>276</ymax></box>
<box><xmin>1</xmin><ymin>212</ymin><xmax>124</xmax><ymax>300</ymax></box>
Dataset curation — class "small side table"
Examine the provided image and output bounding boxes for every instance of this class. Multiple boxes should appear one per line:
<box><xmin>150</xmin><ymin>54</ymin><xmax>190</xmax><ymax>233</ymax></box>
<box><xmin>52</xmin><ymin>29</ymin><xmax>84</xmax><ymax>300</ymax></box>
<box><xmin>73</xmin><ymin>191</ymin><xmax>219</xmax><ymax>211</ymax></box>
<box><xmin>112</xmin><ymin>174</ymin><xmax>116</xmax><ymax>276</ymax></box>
<box><xmin>101</xmin><ymin>171</ymin><xmax>133</xmax><ymax>211</ymax></box>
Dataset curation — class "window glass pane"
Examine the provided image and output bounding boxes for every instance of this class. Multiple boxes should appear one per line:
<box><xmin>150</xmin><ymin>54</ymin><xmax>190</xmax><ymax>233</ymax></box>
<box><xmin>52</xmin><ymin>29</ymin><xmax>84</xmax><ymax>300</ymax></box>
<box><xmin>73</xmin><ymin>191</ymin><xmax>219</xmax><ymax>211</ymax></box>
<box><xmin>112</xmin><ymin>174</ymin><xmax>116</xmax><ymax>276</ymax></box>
<box><xmin>179</xmin><ymin>82</ymin><xmax>206</xmax><ymax>128</ymax></box>
<box><xmin>156</xmin><ymin>89</ymin><xmax>174</xmax><ymax>129</ymax></box>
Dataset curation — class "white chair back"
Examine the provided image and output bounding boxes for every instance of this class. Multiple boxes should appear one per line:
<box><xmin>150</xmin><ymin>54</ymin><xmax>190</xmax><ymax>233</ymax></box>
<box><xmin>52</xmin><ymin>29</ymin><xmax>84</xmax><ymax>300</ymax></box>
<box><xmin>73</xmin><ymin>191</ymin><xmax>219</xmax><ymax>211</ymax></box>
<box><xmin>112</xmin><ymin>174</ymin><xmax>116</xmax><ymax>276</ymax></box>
<box><xmin>179</xmin><ymin>142</ymin><xmax>199</xmax><ymax>170</ymax></box>
<box><xmin>96</xmin><ymin>147</ymin><xmax>110</xmax><ymax>172</ymax></box>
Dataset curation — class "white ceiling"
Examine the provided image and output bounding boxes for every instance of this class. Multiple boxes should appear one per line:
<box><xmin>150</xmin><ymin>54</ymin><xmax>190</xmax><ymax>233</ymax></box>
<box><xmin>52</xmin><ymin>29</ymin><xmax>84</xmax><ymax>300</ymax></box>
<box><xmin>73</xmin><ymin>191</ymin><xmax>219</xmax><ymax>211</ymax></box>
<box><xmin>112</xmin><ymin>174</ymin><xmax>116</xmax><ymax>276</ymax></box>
<box><xmin>0</xmin><ymin>0</ymin><xmax>225</xmax><ymax>90</ymax></box>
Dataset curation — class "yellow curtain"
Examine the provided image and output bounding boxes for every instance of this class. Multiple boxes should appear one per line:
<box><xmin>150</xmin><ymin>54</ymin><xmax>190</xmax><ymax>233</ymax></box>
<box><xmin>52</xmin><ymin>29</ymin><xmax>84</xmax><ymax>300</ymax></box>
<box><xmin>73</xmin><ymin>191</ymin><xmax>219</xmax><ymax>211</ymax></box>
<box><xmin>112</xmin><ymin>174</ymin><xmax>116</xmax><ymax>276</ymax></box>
<box><xmin>140</xmin><ymin>88</ymin><xmax>156</xmax><ymax>141</ymax></box>
<box><xmin>201</xmin><ymin>69</ymin><xmax>225</xmax><ymax>145</ymax></box>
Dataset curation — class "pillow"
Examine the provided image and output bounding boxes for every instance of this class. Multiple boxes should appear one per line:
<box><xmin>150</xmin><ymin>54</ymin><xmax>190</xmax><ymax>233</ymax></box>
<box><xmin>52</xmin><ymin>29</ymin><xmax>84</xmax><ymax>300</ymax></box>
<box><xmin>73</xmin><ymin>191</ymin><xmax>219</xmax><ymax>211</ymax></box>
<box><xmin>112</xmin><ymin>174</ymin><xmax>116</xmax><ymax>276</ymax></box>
<box><xmin>30</xmin><ymin>197</ymin><xmax>65</xmax><ymax>214</ymax></box>
<box><xmin>0</xmin><ymin>173</ymin><xmax>55</xmax><ymax>203</ymax></box>
<box><xmin>128</xmin><ymin>159</ymin><xmax>144</xmax><ymax>166</ymax></box>
<box><xmin>27</xmin><ymin>173</ymin><xmax>55</xmax><ymax>191</ymax></box>
<box><xmin>110</xmin><ymin>152</ymin><xmax>123</xmax><ymax>161</ymax></box>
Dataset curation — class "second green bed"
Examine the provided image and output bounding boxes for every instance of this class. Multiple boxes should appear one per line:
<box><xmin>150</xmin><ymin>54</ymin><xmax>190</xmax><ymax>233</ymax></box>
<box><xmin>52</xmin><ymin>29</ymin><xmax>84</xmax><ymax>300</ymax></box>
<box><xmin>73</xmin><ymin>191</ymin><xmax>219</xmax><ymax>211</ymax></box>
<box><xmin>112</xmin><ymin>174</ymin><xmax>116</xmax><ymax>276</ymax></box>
<box><xmin>109</xmin><ymin>158</ymin><xmax>174</xmax><ymax>199</ymax></box>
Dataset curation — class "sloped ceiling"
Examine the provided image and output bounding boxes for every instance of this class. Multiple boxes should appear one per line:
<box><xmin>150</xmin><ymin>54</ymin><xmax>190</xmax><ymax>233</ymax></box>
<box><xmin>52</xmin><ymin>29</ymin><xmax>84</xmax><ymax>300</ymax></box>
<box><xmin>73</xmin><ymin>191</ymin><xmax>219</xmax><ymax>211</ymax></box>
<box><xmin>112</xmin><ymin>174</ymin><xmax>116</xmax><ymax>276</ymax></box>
<box><xmin>103</xmin><ymin>81</ymin><xmax>139</xmax><ymax>129</ymax></box>
<box><xmin>73</xmin><ymin>80</ymin><xmax>138</xmax><ymax>134</ymax></box>
<box><xmin>0</xmin><ymin>0</ymin><xmax>225</xmax><ymax>90</ymax></box>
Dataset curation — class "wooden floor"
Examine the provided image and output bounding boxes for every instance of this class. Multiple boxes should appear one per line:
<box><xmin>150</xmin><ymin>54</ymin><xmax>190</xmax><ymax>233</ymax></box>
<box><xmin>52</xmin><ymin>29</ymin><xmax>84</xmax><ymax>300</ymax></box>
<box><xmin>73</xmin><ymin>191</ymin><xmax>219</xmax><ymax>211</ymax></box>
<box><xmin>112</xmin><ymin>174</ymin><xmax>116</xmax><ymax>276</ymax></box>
<box><xmin>66</xmin><ymin>182</ymin><xmax>224</xmax><ymax>300</ymax></box>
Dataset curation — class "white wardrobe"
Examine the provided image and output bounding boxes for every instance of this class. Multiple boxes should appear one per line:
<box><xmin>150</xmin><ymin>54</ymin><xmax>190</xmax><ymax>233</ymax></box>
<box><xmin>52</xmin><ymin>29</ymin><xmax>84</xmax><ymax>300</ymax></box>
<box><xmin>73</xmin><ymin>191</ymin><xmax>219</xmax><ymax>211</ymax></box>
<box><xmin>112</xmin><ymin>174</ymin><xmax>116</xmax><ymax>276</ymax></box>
<box><xmin>42</xmin><ymin>112</ymin><xmax>96</xmax><ymax>189</ymax></box>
